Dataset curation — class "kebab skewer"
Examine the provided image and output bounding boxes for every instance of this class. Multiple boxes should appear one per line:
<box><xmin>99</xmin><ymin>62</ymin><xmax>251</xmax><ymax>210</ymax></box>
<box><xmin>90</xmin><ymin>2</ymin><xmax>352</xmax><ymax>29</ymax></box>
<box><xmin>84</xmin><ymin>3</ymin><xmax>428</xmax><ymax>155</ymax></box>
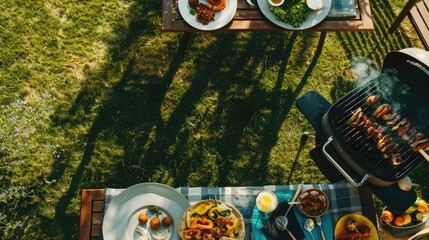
<box><xmin>346</xmin><ymin>107</ymin><xmax>402</xmax><ymax>165</ymax></box>
<box><xmin>365</xmin><ymin>95</ymin><xmax>429</xmax><ymax>162</ymax></box>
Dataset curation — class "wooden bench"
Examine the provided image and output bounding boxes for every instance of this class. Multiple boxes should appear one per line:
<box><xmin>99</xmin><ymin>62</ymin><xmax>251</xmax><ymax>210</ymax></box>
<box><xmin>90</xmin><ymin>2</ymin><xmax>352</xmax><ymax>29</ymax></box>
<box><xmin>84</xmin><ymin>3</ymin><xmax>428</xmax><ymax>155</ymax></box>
<box><xmin>389</xmin><ymin>0</ymin><xmax>429</xmax><ymax>50</ymax></box>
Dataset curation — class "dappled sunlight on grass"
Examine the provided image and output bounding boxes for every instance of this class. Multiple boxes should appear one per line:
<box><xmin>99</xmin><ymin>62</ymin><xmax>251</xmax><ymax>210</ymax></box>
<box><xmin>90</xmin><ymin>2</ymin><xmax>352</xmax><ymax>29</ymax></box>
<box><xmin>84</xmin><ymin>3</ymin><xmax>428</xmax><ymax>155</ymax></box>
<box><xmin>0</xmin><ymin>0</ymin><xmax>427</xmax><ymax>238</ymax></box>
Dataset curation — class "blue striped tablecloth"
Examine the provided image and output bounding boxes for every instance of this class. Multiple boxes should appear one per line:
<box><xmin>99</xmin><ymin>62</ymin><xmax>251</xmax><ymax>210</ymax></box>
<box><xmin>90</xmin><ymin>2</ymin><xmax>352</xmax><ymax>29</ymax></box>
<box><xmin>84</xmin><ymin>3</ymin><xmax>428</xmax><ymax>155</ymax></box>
<box><xmin>328</xmin><ymin>0</ymin><xmax>357</xmax><ymax>18</ymax></box>
<box><xmin>105</xmin><ymin>181</ymin><xmax>363</xmax><ymax>240</ymax></box>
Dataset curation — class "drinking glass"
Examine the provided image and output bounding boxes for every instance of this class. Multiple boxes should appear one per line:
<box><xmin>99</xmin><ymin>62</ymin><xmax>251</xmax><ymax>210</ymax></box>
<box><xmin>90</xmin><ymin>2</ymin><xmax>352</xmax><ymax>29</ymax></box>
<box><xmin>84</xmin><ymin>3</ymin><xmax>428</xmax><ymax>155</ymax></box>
<box><xmin>255</xmin><ymin>190</ymin><xmax>279</xmax><ymax>228</ymax></box>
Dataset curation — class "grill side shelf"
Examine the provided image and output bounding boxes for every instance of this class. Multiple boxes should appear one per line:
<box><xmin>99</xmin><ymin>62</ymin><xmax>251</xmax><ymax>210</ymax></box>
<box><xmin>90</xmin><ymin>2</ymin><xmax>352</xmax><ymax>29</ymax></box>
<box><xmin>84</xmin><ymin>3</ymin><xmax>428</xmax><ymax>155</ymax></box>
<box><xmin>295</xmin><ymin>90</ymin><xmax>331</xmax><ymax>134</ymax></box>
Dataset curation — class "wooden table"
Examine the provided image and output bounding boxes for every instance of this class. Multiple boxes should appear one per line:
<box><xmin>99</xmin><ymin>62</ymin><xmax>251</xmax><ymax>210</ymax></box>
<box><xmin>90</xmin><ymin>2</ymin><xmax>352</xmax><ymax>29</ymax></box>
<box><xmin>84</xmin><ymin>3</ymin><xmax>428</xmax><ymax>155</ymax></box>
<box><xmin>80</xmin><ymin>189</ymin><xmax>105</xmax><ymax>240</ymax></box>
<box><xmin>79</xmin><ymin>187</ymin><xmax>376</xmax><ymax>240</ymax></box>
<box><xmin>162</xmin><ymin>0</ymin><xmax>374</xmax><ymax>49</ymax></box>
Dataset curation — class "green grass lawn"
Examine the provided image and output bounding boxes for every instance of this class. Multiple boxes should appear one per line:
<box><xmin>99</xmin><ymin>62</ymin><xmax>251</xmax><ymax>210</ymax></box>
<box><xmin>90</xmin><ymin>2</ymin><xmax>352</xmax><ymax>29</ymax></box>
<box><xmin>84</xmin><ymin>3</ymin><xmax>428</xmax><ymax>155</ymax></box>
<box><xmin>1</xmin><ymin>0</ymin><xmax>428</xmax><ymax>238</ymax></box>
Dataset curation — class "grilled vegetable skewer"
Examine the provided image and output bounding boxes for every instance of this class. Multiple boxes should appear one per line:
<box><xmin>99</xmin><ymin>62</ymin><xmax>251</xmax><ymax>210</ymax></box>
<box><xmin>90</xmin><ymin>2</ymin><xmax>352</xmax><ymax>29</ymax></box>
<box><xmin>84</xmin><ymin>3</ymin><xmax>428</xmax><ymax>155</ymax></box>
<box><xmin>365</xmin><ymin>95</ymin><xmax>429</xmax><ymax>158</ymax></box>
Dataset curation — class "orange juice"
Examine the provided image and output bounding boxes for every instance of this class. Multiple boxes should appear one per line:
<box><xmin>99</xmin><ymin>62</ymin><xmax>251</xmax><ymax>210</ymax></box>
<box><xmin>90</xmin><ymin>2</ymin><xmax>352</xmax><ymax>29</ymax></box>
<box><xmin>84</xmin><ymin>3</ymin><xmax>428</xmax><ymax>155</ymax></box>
<box><xmin>256</xmin><ymin>190</ymin><xmax>279</xmax><ymax>213</ymax></box>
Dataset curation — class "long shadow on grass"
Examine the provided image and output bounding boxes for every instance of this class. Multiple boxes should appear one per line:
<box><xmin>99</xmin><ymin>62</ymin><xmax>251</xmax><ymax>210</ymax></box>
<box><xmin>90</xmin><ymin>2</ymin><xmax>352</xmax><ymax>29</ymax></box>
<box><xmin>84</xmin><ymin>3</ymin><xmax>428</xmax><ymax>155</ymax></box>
<box><xmin>163</xmin><ymin>32</ymin><xmax>323</xmax><ymax>186</ymax></box>
<box><xmin>123</xmin><ymin>32</ymin><xmax>287</xmax><ymax>186</ymax></box>
<box><xmin>46</xmin><ymin>0</ymin><xmax>177</xmax><ymax>237</ymax></box>
<box><xmin>113</xmin><ymin>31</ymin><xmax>324</xmax><ymax>187</ymax></box>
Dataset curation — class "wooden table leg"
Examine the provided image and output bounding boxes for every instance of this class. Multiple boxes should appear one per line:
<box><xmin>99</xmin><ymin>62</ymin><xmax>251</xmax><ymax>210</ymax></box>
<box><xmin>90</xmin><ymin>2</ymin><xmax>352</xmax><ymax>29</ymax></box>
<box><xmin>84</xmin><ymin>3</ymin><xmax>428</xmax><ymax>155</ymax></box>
<box><xmin>180</xmin><ymin>32</ymin><xmax>192</xmax><ymax>51</ymax></box>
<box><xmin>316</xmin><ymin>32</ymin><xmax>327</xmax><ymax>54</ymax></box>
<box><xmin>359</xmin><ymin>187</ymin><xmax>377</xmax><ymax>225</ymax></box>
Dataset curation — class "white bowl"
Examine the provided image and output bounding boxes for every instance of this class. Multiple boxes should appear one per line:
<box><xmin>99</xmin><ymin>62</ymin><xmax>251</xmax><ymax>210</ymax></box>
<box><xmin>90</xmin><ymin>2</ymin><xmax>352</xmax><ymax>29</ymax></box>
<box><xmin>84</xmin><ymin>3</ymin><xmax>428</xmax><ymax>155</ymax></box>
<box><xmin>306</xmin><ymin>0</ymin><xmax>324</xmax><ymax>10</ymax></box>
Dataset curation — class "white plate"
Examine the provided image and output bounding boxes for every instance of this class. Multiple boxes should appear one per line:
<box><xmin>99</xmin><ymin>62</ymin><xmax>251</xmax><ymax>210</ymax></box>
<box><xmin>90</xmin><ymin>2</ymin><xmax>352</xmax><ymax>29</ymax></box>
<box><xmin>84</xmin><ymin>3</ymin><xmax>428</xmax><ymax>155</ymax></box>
<box><xmin>257</xmin><ymin>0</ymin><xmax>332</xmax><ymax>30</ymax></box>
<box><xmin>178</xmin><ymin>0</ymin><xmax>237</xmax><ymax>31</ymax></box>
<box><xmin>102</xmin><ymin>182</ymin><xmax>190</xmax><ymax>240</ymax></box>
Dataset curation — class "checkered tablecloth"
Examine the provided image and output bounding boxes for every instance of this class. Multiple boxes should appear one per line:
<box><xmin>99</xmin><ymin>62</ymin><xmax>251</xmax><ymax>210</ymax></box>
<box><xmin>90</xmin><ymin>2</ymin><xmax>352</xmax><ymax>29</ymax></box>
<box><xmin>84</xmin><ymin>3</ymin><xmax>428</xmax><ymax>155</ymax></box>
<box><xmin>105</xmin><ymin>181</ymin><xmax>363</xmax><ymax>240</ymax></box>
<box><xmin>328</xmin><ymin>0</ymin><xmax>358</xmax><ymax>18</ymax></box>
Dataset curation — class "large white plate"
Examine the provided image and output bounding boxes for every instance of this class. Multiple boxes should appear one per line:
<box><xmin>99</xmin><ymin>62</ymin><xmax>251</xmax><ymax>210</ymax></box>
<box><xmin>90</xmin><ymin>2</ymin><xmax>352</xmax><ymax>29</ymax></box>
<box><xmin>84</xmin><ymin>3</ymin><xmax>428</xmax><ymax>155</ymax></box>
<box><xmin>257</xmin><ymin>0</ymin><xmax>332</xmax><ymax>30</ymax></box>
<box><xmin>102</xmin><ymin>182</ymin><xmax>190</xmax><ymax>240</ymax></box>
<box><xmin>178</xmin><ymin>0</ymin><xmax>237</xmax><ymax>31</ymax></box>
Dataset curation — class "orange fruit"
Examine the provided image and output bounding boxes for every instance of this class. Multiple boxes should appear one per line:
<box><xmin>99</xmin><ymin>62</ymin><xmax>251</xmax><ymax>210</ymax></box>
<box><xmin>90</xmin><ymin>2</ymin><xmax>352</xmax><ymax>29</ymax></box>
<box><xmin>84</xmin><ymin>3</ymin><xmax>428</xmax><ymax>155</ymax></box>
<box><xmin>393</xmin><ymin>215</ymin><xmax>405</xmax><ymax>226</ymax></box>
<box><xmin>401</xmin><ymin>213</ymin><xmax>412</xmax><ymax>225</ymax></box>
<box><xmin>417</xmin><ymin>199</ymin><xmax>428</xmax><ymax>212</ymax></box>
<box><xmin>381</xmin><ymin>209</ymin><xmax>394</xmax><ymax>223</ymax></box>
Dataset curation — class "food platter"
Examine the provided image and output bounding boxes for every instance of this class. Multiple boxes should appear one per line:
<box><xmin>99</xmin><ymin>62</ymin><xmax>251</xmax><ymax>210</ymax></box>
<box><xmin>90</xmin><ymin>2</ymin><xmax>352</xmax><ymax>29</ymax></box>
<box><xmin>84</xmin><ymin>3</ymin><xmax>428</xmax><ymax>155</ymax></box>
<box><xmin>102</xmin><ymin>182</ymin><xmax>190</xmax><ymax>240</ymax></box>
<box><xmin>335</xmin><ymin>213</ymin><xmax>379</xmax><ymax>240</ymax></box>
<box><xmin>178</xmin><ymin>199</ymin><xmax>245</xmax><ymax>239</ymax></box>
<box><xmin>178</xmin><ymin>0</ymin><xmax>237</xmax><ymax>30</ymax></box>
<box><xmin>257</xmin><ymin>0</ymin><xmax>332</xmax><ymax>30</ymax></box>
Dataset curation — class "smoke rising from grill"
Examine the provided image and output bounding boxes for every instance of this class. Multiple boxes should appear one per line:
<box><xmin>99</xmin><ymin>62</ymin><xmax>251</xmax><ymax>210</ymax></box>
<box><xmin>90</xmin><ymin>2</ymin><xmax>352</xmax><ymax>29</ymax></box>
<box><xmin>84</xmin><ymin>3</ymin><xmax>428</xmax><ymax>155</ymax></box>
<box><xmin>351</xmin><ymin>56</ymin><xmax>429</xmax><ymax>134</ymax></box>
<box><xmin>351</xmin><ymin>57</ymin><xmax>380</xmax><ymax>86</ymax></box>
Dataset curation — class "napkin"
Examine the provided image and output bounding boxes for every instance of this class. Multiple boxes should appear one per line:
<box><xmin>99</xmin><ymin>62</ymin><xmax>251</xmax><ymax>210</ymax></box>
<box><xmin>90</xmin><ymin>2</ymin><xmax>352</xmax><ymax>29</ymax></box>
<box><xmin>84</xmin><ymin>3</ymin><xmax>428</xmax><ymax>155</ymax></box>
<box><xmin>262</xmin><ymin>201</ymin><xmax>305</xmax><ymax>240</ymax></box>
<box><xmin>328</xmin><ymin>0</ymin><xmax>358</xmax><ymax>18</ymax></box>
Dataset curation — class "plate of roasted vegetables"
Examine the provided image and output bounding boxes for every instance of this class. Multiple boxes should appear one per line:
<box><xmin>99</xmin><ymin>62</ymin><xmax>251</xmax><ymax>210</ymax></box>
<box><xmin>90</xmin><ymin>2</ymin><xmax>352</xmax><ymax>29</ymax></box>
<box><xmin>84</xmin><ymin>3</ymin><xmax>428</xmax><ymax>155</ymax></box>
<box><xmin>334</xmin><ymin>213</ymin><xmax>379</xmax><ymax>240</ymax></box>
<box><xmin>178</xmin><ymin>199</ymin><xmax>245</xmax><ymax>240</ymax></box>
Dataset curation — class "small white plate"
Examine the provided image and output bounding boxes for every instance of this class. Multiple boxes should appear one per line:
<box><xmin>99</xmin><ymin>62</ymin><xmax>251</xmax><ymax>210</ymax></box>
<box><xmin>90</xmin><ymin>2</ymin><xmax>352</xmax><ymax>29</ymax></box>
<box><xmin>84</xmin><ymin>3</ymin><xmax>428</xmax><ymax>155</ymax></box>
<box><xmin>178</xmin><ymin>0</ymin><xmax>237</xmax><ymax>31</ymax></box>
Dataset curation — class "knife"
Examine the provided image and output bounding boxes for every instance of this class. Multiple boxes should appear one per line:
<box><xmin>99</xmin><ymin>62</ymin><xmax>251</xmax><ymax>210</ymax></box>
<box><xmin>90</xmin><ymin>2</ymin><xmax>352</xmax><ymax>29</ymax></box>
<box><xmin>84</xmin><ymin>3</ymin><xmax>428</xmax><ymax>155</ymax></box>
<box><xmin>283</xmin><ymin>181</ymin><xmax>304</xmax><ymax>218</ymax></box>
<box><xmin>316</xmin><ymin>216</ymin><xmax>325</xmax><ymax>240</ymax></box>
<box><xmin>246</xmin><ymin>0</ymin><xmax>255</xmax><ymax>6</ymax></box>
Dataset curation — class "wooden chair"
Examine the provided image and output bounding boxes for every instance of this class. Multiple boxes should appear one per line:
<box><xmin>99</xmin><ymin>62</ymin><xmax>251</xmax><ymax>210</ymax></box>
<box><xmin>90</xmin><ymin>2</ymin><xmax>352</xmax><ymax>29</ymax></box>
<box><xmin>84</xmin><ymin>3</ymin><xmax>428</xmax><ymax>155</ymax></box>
<box><xmin>389</xmin><ymin>0</ymin><xmax>429</xmax><ymax>50</ymax></box>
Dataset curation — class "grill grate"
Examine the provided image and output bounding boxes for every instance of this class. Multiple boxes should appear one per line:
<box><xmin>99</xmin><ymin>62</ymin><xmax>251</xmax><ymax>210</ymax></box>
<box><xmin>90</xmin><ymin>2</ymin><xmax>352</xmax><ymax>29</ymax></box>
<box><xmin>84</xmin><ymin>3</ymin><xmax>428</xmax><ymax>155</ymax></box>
<box><xmin>325</xmin><ymin>78</ymin><xmax>424</xmax><ymax>182</ymax></box>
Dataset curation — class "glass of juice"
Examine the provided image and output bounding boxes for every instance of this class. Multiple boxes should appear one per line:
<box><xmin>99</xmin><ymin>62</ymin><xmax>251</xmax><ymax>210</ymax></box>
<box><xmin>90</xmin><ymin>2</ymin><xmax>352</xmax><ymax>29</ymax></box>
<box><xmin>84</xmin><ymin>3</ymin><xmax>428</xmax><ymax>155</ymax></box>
<box><xmin>256</xmin><ymin>190</ymin><xmax>279</xmax><ymax>214</ymax></box>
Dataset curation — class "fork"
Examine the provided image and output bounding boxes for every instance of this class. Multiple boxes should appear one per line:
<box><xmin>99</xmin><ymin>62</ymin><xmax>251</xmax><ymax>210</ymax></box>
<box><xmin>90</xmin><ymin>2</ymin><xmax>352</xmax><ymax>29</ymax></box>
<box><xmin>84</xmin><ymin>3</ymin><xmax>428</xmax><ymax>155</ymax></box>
<box><xmin>315</xmin><ymin>216</ymin><xmax>325</xmax><ymax>240</ymax></box>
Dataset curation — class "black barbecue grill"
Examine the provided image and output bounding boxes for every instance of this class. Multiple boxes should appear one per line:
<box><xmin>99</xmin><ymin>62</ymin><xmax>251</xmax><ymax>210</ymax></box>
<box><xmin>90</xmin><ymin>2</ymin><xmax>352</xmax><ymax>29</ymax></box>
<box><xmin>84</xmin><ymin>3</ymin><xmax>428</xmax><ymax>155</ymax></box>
<box><xmin>297</xmin><ymin>48</ymin><xmax>429</xmax><ymax>213</ymax></box>
<box><xmin>322</xmin><ymin>67</ymin><xmax>429</xmax><ymax>187</ymax></box>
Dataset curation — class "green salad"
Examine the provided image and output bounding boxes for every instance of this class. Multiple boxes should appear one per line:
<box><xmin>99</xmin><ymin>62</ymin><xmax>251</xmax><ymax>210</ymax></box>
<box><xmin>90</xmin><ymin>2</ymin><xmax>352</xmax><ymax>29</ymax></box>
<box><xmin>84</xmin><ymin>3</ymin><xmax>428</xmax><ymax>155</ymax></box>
<box><xmin>270</xmin><ymin>0</ymin><xmax>310</xmax><ymax>28</ymax></box>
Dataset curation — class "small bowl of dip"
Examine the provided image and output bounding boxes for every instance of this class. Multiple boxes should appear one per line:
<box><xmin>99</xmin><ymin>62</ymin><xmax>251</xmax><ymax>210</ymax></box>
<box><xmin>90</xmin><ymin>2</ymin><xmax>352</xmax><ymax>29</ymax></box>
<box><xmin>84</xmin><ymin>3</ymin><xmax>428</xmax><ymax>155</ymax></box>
<box><xmin>268</xmin><ymin>0</ymin><xmax>284</xmax><ymax>7</ymax></box>
<box><xmin>306</xmin><ymin>0</ymin><xmax>324</xmax><ymax>10</ymax></box>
